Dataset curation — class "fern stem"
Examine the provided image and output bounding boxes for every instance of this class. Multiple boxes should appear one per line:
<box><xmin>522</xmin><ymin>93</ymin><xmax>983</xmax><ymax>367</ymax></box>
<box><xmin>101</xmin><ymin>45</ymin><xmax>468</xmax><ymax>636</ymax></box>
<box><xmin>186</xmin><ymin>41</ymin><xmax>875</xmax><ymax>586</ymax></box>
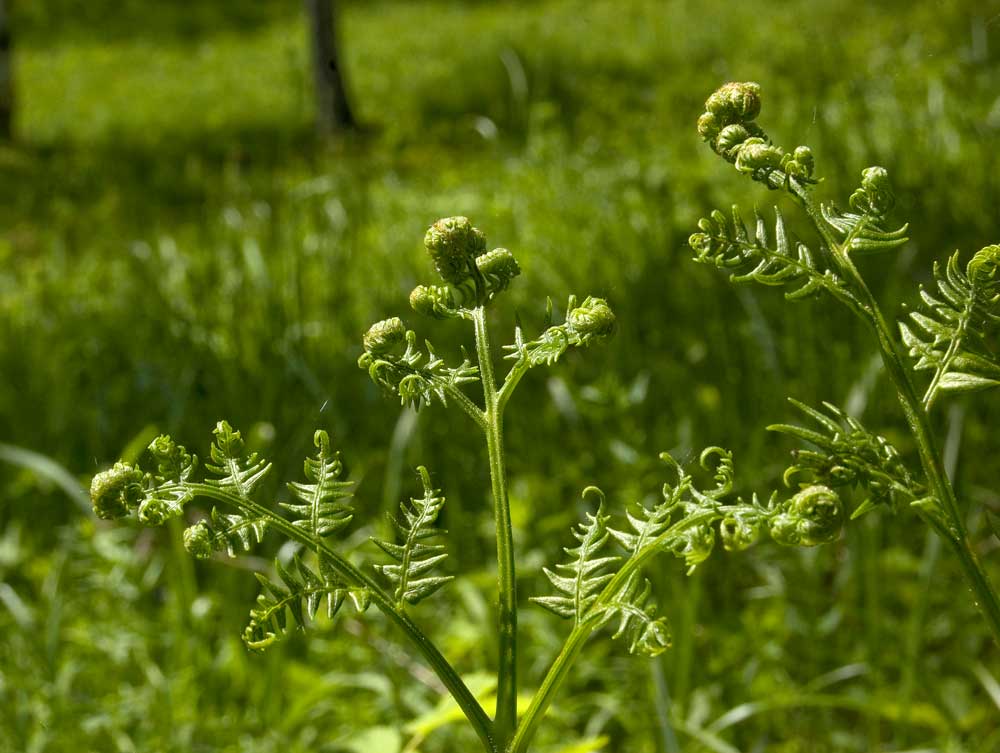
<box><xmin>179</xmin><ymin>483</ymin><xmax>497</xmax><ymax>752</ymax></box>
<box><xmin>446</xmin><ymin>380</ymin><xmax>489</xmax><ymax>431</ymax></box>
<box><xmin>511</xmin><ymin>508</ymin><xmax>723</xmax><ymax>753</ymax></box>
<box><xmin>792</xmin><ymin>184</ymin><xmax>1000</xmax><ymax>644</ymax></box>
<box><xmin>473</xmin><ymin>306</ymin><xmax>519</xmax><ymax>750</ymax></box>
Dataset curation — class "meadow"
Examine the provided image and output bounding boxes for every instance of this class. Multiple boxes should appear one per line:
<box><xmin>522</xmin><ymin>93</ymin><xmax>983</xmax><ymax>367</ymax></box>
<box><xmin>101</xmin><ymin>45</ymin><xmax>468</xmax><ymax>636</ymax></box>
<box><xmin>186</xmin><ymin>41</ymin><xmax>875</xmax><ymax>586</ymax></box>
<box><xmin>2</xmin><ymin>1</ymin><xmax>1000</xmax><ymax>751</ymax></box>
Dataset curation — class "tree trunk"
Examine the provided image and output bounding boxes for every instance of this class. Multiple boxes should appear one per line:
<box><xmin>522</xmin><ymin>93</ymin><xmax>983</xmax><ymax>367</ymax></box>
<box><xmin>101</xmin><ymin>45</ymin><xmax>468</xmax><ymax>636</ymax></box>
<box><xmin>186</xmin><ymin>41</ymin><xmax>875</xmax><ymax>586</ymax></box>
<box><xmin>304</xmin><ymin>0</ymin><xmax>355</xmax><ymax>134</ymax></box>
<box><xmin>0</xmin><ymin>0</ymin><xmax>12</xmax><ymax>139</ymax></box>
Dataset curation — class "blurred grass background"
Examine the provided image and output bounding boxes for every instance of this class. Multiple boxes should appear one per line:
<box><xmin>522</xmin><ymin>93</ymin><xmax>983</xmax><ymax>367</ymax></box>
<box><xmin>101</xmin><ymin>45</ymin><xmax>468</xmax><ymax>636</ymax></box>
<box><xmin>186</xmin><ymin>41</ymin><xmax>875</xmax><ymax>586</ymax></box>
<box><xmin>2</xmin><ymin>0</ymin><xmax>1000</xmax><ymax>751</ymax></box>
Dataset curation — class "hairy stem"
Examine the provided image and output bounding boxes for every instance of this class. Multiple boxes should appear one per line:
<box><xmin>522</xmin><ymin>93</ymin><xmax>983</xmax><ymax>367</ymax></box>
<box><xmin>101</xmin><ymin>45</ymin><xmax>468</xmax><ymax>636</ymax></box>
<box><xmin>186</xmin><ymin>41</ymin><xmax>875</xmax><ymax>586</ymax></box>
<box><xmin>179</xmin><ymin>483</ymin><xmax>496</xmax><ymax>752</ymax></box>
<box><xmin>473</xmin><ymin>306</ymin><xmax>519</xmax><ymax>750</ymax></box>
<box><xmin>792</xmin><ymin>183</ymin><xmax>1000</xmax><ymax>644</ymax></box>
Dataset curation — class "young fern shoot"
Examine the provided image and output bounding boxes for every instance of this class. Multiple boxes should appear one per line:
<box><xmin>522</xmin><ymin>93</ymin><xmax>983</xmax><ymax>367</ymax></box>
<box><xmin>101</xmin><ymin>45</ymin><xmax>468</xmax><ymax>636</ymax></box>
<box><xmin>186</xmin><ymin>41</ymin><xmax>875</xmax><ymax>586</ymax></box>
<box><xmin>689</xmin><ymin>81</ymin><xmax>1000</xmax><ymax>643</ymax></box>
<box><xmin>91</xmin><ymin>213</ymin><xmax>853</xmax><ymax>751</ymax></box>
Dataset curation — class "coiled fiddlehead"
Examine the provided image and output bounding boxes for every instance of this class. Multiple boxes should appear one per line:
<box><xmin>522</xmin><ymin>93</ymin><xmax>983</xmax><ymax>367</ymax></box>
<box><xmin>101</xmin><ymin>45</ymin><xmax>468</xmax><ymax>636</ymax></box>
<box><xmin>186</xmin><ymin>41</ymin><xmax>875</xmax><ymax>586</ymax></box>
<box><xmin>532</xmin><ymin>450</ymin><xmax>844</xmax><ymax>656</ymax></box>
<box><xmin>688</xmin><ymin>81</ymin><xmax>1000</xmax><ymax>648</ymax></box>
<box><xmin>769</xmin><ymin>399</ymin><xmax>925</xmax><ymax>520</ymax></box>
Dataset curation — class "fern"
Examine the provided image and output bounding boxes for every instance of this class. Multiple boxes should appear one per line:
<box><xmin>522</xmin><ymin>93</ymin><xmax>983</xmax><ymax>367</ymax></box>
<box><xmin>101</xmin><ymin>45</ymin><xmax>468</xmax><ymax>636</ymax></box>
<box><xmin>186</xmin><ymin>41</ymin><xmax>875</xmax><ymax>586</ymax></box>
<box><xmin>205</xmin><ymin>420</ymin><xmax>272</xmax><ymax>500</ymax></box>
<box><xmin>604</xmin><ymin>573</ymin><xmax>671</xmax><ymax>657</ymax></box>
<box><xmin>244</xmin><ymin>554</ymin><xmax>370</xmax><ymax>651</ymax></box>
<box><xmin>531</xmin><ymin>491</ymin><xmax>620</xmax><ymax>624</ymax></box>
<box><xmin>183</xmin><ymin>506</ymin><xmax>269</xmax><ymax>559</ymax></box>
<box><xmin>359</xmin><ymin>321</ymin><xmax>479</xmax><ymax>410</ymax></box>
<box><xmin>280</xmin><ymin>430</ymin><xmax>355</xmax><ymax>538</ymax></box>
<box><xmin>503</xmin><ymin>295</ymin><xmax>617</xmax><ymax>370</ymax></box>
<box><xmin>532</xmin><ymin>450</ymin><xmax>838</xmax><ymax>663</ymax></box>
<box><xmin>899</xmin><ymin>245</ymin><xmax>1000</xmax><ymax>410</ymax></box>
<box><xmin>690</xmin><ymin>205</ymin><xmax>855</xmax><ymax>303</ymax></box>
<box><xmin>372</xmin><ymin>467</ymin><xmax>454</xmax><ymax>607</ymax></box>
<box><xmin>768</xmin><ymin>399</ymin><xmax>924</xmax><ymax>520</ymax></box>
<box><xmin>690</xmin><ymin>81</ymin><xmax>1000</xmax><ymax>651</ymax></box>
<box><xmin>817</xmin><ymin>167</ymin><xmax>909</xmax><ymax>256</ymax></box>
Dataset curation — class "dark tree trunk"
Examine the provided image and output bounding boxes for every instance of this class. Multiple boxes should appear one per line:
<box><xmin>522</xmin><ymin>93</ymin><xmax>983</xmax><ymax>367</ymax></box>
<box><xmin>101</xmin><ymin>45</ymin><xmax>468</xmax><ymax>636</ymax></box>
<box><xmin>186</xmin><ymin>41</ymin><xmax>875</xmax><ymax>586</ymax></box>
<box><xmin>0</xmin><ymin>0</ymin><xmax>12</xmax><ymax>139</ymax></box>
<box><xmin>304</xmin><ymin>0</ymin><xmax>355</xmax><ymax>134</ymax></box>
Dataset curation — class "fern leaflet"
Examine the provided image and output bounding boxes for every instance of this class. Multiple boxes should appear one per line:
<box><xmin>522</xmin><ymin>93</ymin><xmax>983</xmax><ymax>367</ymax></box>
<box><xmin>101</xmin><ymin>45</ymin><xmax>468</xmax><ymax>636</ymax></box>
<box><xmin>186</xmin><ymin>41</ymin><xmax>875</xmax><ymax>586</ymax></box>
<box><xmin>898</xmin><ymin>246</ymin><xmax>1000</xmax><ymax>409</ymax></box>
<box><xmin>360</xmin><ymin>327</ymin><xmax>479</xmax><ymax>410</ymax></box>
<box><xmin>604</xmin><ymin>573</ymin><xmax>671</xmax><ymax>657</ymax></box>
<box><xmin>244</xmin><ymin>554</ymin><xmax>370</xmax><ymax>651</ymax></box>
<box><xmin>183</xmin><ymin>507</ymin><xmax>269</xmax><ymax>559</ymax></box>
<box><xmin>531</xmin><ymin>492</ymin><xmax>619</xmax><ymax>624</ymax></box>
<box><xmin>280</xmin><ymin>430</ymin><xmax>355</xmax><ymax>538</ymax></box>
<box><xmin>205</xmin><ymin>420</ymin><xmax>272</xmax><ymax>499</ymax></box>
<box><xmin>372</xmin><ymin>466</ymin><xmax>454</xmax><ymax>607</ymax></box>
<box><xmin>690</xmin><ymin>205</ymin><xmax>853</xmax><ymax>302</ymax></box>
<box><xmin>768</xmin><ymin>399</ymin><xmax>924</xmax><ymax>518</ymax></box>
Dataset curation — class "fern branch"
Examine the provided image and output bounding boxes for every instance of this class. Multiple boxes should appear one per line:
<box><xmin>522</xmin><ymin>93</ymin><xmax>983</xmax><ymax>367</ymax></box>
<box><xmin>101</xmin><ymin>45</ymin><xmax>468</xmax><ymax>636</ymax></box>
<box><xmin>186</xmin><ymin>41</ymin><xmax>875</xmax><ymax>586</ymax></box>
<box><xmin>498</xmin><ymin>295</ymin><xmax>615</xmax><ymax>410</ymax></box>
<box><xmin>89</xmin><ymin>427</ymin><xmax>495</xmax><ymax>749</ymax></box>
<box><xmin>898</xmin><ymin>246</ymin><xmax>1000</xmax><ymax>410</ymax></box>
<box><xmin>280</xmin><ymin>429</ymin><xmax>355</xmax><ymax>538</ymax></box>
<box><xmin>768</xmin><ymin>399</ymin><xmax>925</xmax><ymax>519</ymax></box>
<box><xmin>244</xmin><ymin>554</ymin><xmax>371</xmax><ymax>650</ymax></box>
<box><xmin>372</xmin><ymin>466</ymin><xmax>454</xmax><ymax>607</ymax></box>
<box><xmin>531</xmin><ymin>488</ymin><xmax>620</xmax><ymax>625</ymax></box>
<box><xmin>690</xmin><ymin>205</ymin><xmax>862</xmax><ymax>309</ymax></box>
<box><xmin>359</xmin><ymin>322</ymin><xmax>483</xmax><ymax>424</ymax></box>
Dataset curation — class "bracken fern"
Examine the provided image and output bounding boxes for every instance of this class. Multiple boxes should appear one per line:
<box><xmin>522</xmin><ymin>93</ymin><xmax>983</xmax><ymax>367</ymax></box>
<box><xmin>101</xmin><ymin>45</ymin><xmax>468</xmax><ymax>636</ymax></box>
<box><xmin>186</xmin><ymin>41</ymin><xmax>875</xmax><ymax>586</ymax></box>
<box><xmin>690</xmin><ymin>81</ymin><xmax>1000</xmax><ymax>644</ymax></box>
<box><xmin>91</xmin><ymin>212</ymin><xmax>848</xmax><ymax>752</ymax></box>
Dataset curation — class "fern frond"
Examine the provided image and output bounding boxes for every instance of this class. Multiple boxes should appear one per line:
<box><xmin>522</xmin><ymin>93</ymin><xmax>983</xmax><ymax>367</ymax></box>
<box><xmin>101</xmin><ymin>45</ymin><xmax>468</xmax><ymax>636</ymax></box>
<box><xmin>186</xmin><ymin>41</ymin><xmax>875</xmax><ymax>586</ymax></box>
<box><xmin>243</xmin><ymin>554</ymin><xmax>370</xmax><ymax>651</ymax></box>
<box><xmin>898</xmin><ymin>246</ymin><xmax>1000</xmax><ymax>409</ymax></box>
<box><xmin>604</xmin><ymin>573</ymin><xmax>672</xmax><ymax>657</ymax></box>
<box><xmin>818</xmin><ymin>167</ymin><xmax>909</xmax><ymax>256</ymax></box>
<box><xmin>205</xmin><ymin>420</ymin><xmax>272</xmax><ymax>499</ymax></box>
<box><xmin>136</xmin><ymin>435</ymin><xmax>199</xmax><ymax>524</ymax></box>
<box><xmin>531</xmin><ymin>490</ymin><xmax>619</xmax><ymax>624</ymax></box>
<box><xmin>372</xmin><ymin>467</ymin><xmax>454</xmax><ymax>607</ymax></box>
<box><xmin>183</xmin><ymin>507</ymin><xmax>269</xmax><ymax>559</ymax></box>
<box><xmin>360</xmin><ymin>326</ymin><xmax>479</xmax><ymax>410</ymax></box>
<box><xmin>280</xmin><ymin>430</ymin><xmax>355</xmax><ymax>538</ymax></box>
<box><xmin>818</xmin><ymin>204</ymin><xmax>909</xmax><ymax>256</ymax></box>
<box><xmin>768</xmin><ymin>399</ymin><xmax>924</xmax><ymax>518</ymax></box>
<box><xmin>690</xmin><ymin>205</ymin><xmax>852</xmax><ymax>302</ymax></box>
<box><xmin>503</xmin><ymin>295</ymin><xmax>615</xmax><ymax>371</ymax></box>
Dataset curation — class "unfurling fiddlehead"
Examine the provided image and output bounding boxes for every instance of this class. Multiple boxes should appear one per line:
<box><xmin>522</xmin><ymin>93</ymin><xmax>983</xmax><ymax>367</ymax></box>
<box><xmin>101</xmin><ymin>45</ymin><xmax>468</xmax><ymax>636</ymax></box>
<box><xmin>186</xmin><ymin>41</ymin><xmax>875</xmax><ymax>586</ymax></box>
<box><xmin>372</xmin><ymin>466</ymin><xmax>454</xmax><ymax>607</ymax></box>
<box><xmin>689</xmin><ymin>81</ymin><xmax>1000</xmax><ymax>646</ymax></box>
<box><xmin>532</xmin><ymin>451</ymin><xmax>844</xmax><ymax>657</ymax></box>
<box><xmin>769</xmin><ymin>399</ymin><xmax>925</xmax><ymax>520</ymax></box>
<box><xmin>512</xmin><ymin>451</ymin><xmax>845</xmax><ymax>752</ymax></box>
<box><xmin>89</xmin><ymin>423</ymin><xmax>424</xmax><ymax>653</ymax></box>
<box><xmin>899</xmin><ymin>244</ymin><xmax>1000</xmax><ymax>410</ymax></box>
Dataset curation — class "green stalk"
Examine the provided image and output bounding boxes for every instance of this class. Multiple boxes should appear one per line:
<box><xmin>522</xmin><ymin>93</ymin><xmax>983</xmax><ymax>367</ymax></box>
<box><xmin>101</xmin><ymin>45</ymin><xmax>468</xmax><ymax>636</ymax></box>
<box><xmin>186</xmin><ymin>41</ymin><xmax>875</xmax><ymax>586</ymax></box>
<box><xmin>792</xmin><ymin>184</ymin><xmax>1000</xmax><ymax>644</ymax></box>
<box><xmin>177</xmin><ymin>483</ymin><xmax>496</xmax><ymax>752</ymax></box>
<box><xmin>511</xmin><ymin>509</ymin><xmax>723</xmax><ymax>753</ymax></box>
<box><xmin>473</xmin><ymin>306</ymin><xmax>519</xmax><ymax>750</ymax></box>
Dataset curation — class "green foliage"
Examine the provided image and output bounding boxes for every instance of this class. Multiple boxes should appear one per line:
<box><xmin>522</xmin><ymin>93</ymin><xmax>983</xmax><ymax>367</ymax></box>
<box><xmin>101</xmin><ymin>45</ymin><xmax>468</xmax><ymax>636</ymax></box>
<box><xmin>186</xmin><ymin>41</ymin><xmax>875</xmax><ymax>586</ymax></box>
<box><xmin>372</xmin><ymin>467</ymin><xmax>454</xmax><ymax>607</ymax></box>
<box><xmin>690</xmin><ymin>80</ymin><xmax>1000</xmax><ymax>648</ymax></box>
<box><xmin>769</xmin><ymin>399</ymin><xmax>924</xmax><ymax>519</ymax></box>
<box><xmin>281</xmin><ymin>430</ymin><xmax>355</xmax><ymax>539</ymax></box>
<box><xmin>13</xmin><ymin>4</ymin><xmax>1000</xmax><ymax>751</ymax></box>
<box><xmin>689</xmin><ymin>205</ymin><xmax>850</xmax><ymax>302</ymax></box>
<box><xmin>244</xmin><ymin>554</ymin><xmax>368</xmax><ymax>651</ymax></box>
<box><xmin>531</xmin><ymin>492</ymin><xmax>620</xmax><ymax>624</ymax></box>
<box><xmin>899</xmin><ymin>245</ymin><xmax>1000</xmax><ymax>408</ymax></box>
<box><xmin>359</xmin><ymin>324</ymin><xmax>480</xmax><ymax>410</ymax></box>
<box><xmin>532</xmin><ymin>451</ymin><xmax>844</xmax><ymax>660</ymax></box>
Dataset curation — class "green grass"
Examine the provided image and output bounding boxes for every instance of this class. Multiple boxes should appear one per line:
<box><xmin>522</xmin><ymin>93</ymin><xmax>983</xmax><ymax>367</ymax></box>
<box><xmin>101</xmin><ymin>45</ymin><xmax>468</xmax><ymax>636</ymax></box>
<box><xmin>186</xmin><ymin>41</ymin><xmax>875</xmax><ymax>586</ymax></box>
<box><xmin>2</xmin><ymin>1</ymin><xmax>1000</xmax><ymax>751</ymax></box>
